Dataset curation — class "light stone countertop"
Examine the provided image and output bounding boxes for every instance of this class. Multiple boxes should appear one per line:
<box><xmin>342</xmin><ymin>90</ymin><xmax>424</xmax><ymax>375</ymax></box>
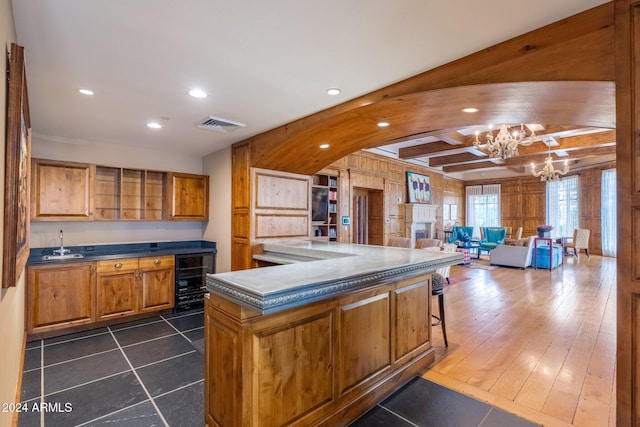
<box><xmin>206</xmin><ymin>241</ymin><xmax>463</xmax><ymax>314</ymax></box>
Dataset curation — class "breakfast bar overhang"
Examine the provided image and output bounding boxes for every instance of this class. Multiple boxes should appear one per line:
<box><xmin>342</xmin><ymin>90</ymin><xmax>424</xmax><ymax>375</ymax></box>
<box><xmin>204</xmin><ymin>242</ymin><xmax>462</xmax><ymax>427</ymax></box>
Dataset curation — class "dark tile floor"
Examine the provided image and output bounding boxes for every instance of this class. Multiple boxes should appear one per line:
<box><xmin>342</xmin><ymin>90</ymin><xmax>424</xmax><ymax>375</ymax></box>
<box><xmin>18</xmin><ymin>309</ymin><xmax>205</xmax><ymax>427</ymax></box>
<box><xmin>19</xmin><ymin>310</ymin><xmax>539</xmax><ymax>427</ymax></box>
<box><xmin>349</xmin><ymin>377</ymin><xmax>542</xmax><ymax>427</ymax></box>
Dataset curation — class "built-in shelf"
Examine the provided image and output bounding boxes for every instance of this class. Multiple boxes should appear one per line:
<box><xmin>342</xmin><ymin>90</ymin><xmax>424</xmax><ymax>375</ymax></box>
<box><xmin>312</xmin><ymin>173</ymin><xmax>339</xmax><ymax>242</ymax></box>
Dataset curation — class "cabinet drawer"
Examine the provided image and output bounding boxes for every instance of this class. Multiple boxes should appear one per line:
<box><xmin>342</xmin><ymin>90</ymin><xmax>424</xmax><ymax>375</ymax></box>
<box><xmin>97</xmin><ymin>258</ymin><xmax>139</xmax><ymax>273</ymax></box>
<box><xmin>139</xmin><ymin>256</ymin><xmax>174</xmax><ymax>270</ymax></box>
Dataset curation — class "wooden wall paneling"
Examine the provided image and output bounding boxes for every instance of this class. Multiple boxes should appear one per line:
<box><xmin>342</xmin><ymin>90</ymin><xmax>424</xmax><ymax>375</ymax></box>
<box><xmin>232</xmin><ymin>143</ymin><xmax>253</xmax><ymax>271</ymax></box>
<box><xmin>615</xmin><ymin>1</ymin><xmax>637</xmax><ymax>423</ymax></box>
<box><xmin>250</xmin><ymin>168</ymin><xmax>312</xmax><ymax>247</ymax></box>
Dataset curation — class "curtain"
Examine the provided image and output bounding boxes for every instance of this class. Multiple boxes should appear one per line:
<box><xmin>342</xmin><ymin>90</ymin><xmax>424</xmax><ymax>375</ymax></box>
<box><xmin>601</xmin><ymin>169</ymin><xmax>617</xmax><ymax>257</ymax></box>
<box><xmin>466</xmin><ymin>184</ymin><xmax>501</xmax><ymax>238</ymax></box>
<box><xmin>546</xmin><ymin>175</ymin><xmax>579</xmax><ymax>238</ymax></box>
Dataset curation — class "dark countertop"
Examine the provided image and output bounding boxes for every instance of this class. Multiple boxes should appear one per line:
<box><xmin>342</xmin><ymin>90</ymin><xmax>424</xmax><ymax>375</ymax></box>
<box><xmin>27</xmin><ymin>240</ymin><xmax>217</xmax><ymax>265</ymax></box>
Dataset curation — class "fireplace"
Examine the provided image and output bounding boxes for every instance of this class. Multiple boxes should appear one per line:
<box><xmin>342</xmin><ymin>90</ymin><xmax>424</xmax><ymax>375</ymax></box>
<box><xmin>404</xmin><ymin>204</ymin><xmax>438</xmax><ymax>248</ymax></box>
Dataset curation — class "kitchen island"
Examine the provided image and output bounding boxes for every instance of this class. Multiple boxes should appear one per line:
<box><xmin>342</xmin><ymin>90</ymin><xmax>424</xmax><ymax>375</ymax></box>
<box><xmin>204</xmin><ymin>242</ymin><xmax>461</xmax><ymax>427</ymax></box>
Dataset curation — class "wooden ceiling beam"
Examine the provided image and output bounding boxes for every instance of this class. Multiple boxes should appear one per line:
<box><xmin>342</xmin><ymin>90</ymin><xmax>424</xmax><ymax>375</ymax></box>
<box><xmin>443</xmin><ymin>161</ymin><xmax>501</xmax><ymax>173</ymax></box>
<box><xmin>429</xmin><ymin>152</ymin><xmax>493</xmax><ymax>167</ymax></box>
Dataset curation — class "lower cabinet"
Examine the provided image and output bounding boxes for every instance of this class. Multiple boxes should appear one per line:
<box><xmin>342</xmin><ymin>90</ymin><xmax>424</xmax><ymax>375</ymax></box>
<box><xmin>96</xmin><ymin>256</ymin><xmax>175</xmax><ymax>321</ymax></box>
<box><xmin>28</xmin><ymin>256</ymin><xmax>175</xmax><ymax>336</ymax></box>
<box><xmin>27</xmin><ymin>262</ymin><xmax>96</xmax><ymax>335</ymax></box>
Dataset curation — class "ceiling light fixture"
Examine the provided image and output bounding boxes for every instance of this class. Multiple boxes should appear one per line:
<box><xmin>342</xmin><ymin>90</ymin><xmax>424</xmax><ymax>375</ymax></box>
<box><xmin>462</xmin><ymin>107</ymin><xmax>478</xmax><ymax>113</ymax></box>
<box><xmin>377</xmin><ymin>121</ymin><xmax>390</xmax><ymax>127</ymax></box>
<box><xmin>327</xmin><ymin>88</ymin><xmax>341</xmax><ymax>96</ymax></box>
<box><xmin>473</xmin><ymin>124</ymin><xmax>536</xmax><ymax>160</ymax></box>
<box><xmin>319</xmin><ymin>144</ymin><xmax>330</xmax><ymax>149</ymax></box>
<box><xmin>147</xmin><ymin>122</ymin><xmax>162</xmax><ymax>129</ymax></box>
<box><xmin>189</xmin><ymin>89</ymin><xmax>207</xmax><ymax>98</ymax></box>
<box><xmin>78</xmin><ymin>89</ymin><xmax>94</xmax><ymax>96</ymax></box>
<box><xmin>530</xmin><ymin>142</ymin><xmax>569</xmax><ymax>182</ymax></box>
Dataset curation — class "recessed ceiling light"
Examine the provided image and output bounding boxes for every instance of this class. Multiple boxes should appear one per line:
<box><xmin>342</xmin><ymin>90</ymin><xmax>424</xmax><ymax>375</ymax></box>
<box><xmin>377</xmin><ymin>121</ymin><xmax>390</xmax><ymax>127</ymax></box>
<box><xmin>327</xmin><ymin>88</ymin><xmax>341</xmax><ymax>96</ymax></box>
<box><xmin>78</xmin><ymin>89</ymin><xmax>94</xmax><ymax>96</ymax></box>
<box><xmin>462</xmin><ymin>107</ymin><xmax>478</xmax><ymax>113</ymax></box>
<box><xmin>189</xmin><ymin>89</ymin><xmax>207</xmax><ymax>98</ymax></box>
<box><xmin>147</xmin><ymin>122</ymin><xmax>162</xmax><ymax>129</ymax></box>
<box><xmin>319</xmin><ymin>144</ymin><xmax>330</xmax><ymax>149</ymax></box>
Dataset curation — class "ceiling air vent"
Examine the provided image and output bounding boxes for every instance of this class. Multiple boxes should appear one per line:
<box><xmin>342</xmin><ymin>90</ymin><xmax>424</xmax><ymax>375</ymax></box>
<box><xmin>195</xmin><ymin>116</ymin><xmax>246</xmax><ymax>133</ymax></box>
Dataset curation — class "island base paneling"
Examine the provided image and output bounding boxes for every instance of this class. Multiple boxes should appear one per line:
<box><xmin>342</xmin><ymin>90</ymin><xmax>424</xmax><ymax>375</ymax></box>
<box><xmin>205</xmin><ymin>273</ymin><xmax>435</xmax><ymax>427</ymax></box>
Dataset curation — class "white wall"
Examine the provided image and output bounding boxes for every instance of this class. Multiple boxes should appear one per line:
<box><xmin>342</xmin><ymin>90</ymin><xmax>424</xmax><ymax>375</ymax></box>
<box><xmin>203</xmin><ymin>146</ymin><xmax>232</xmax><ymax>272</ymax></box>
<box><xmin>0</xmin><ymin>2</ymin><xmax>25</xmax><ymax>426</ymax></box>
<box><xmin>30</xmin><ymin>137</ymin><xmax>206</xmax><ymax>247</ymax></box>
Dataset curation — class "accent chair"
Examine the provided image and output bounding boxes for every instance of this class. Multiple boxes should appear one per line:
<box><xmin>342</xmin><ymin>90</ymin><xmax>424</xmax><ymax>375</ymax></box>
<box><xmin>564</xmin><ymin>228</ymin><xmax>591</xmax><ymax>259</ymax></box>
<box><xmin>479</xmin><ymin>227</ymin><xmax>507</xmax><ymax>254</ymax></box>
<box><xmin>448</xmin><ymin>226</ymin><xmax>474</xmax><ymax>243</ymax></box>
<box><xmin>504</xmin><ymin>226</ymin><xmax>523</xmax><ymax>245</ymax></box>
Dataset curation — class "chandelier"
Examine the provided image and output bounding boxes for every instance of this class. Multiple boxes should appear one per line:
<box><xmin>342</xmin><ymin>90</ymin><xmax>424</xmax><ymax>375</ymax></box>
<box><xmin>473</xmin><ymin>124</ymin><xmax>536</xmax><ymax>160</ymax></box>
<box><xmin>530</xmin><ymin>146</ymin><xmax>569</xmax><ymax>182</ymax></box>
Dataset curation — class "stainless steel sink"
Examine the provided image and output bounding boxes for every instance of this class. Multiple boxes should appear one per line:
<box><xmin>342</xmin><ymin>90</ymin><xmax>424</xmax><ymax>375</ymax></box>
<box><xmin>42</xmin><ymin>253</ymin><xmax>84</xmax><ymax>261</ymax></box>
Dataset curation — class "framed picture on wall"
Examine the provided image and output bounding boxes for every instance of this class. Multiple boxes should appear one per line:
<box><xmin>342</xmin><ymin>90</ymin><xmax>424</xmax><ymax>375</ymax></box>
<box><xmin>406</xmin><ymin>172</ymin><xmax>432</xmax><ymax>204</ymax></box>
<box><xmin>3</xmin><ymin>43</ymin><xmax>31</xmax><ymax>288</ymax></box>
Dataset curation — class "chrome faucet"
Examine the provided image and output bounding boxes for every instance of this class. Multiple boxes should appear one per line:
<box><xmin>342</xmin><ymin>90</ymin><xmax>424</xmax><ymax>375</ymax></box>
<box><xmin>52</xmin><ymin>229</ymin><xmax>70</xmax><ymax>256</ymax></box>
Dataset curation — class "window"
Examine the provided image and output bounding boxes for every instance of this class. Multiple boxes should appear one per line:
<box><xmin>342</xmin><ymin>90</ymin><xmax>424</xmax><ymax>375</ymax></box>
<box><xmin>546</xmin><ymin>175</ymin><xmax>579</xmax><ymax>238</ymax></box>
<box><xmin>466</xmin><ymin>184</ymin><xmax>501</xmax><ymax>238</ymax></box>
<box><xmin>601</xmin><ymin>169</ymin><xmax>616</xmax><ymax>257</ymax></box>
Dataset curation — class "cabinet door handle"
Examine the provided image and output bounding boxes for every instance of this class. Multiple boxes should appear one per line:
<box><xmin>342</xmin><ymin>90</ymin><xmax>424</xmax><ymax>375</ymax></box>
<box><xmin>114</xmin><ymin>262</ymin><xmax>123</xmax><ymax>269</ymax></box>
<box><xmin>154</xmin><ymin>259</ymin><xmax>161</xmax><ymax>265</ymax></box>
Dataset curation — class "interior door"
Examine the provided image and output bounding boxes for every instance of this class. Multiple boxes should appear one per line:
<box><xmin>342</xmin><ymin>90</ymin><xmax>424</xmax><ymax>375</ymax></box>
<box><xmin>353</xmin><ymin>188</ymin><xmax>384</xmax><ymax>245</ymax></box>
<box><xmin>353</xmin><ymin>188</ymin><xmax>368</xmax><ymax>244</ymax></box>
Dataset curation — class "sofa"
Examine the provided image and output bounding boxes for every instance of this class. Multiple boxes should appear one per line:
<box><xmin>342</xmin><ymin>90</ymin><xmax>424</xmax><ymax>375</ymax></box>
<box><xmin>489</xmin><ymin>235</ymin><xmax>535</xmax><ymax>269</ymax></box>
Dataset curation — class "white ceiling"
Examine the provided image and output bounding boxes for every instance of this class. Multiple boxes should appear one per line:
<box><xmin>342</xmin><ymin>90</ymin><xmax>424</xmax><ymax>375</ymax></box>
<box><xmin>12</xmin><ymin>0</ymin><xmax>609</xmax><ymax>159</ymax></box>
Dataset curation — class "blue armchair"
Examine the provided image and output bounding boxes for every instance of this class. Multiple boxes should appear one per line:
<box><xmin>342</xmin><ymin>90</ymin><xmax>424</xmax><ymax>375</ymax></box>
<box><xmin>479</xmin><ymin>227</ymin><xmax>507</xmax><ymax>254</ymax></box>
<box><xmin>449</xmin><ymin>226</ymin><xmax>474</xmax><ymax>244</ymax></box>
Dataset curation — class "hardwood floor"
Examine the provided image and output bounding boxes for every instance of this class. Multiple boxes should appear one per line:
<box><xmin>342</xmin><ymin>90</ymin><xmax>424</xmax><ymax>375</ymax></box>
<box><xmin>424</xmin><ymin>254</ymin><xmax>616</xmax><ymax>427</ymax></box>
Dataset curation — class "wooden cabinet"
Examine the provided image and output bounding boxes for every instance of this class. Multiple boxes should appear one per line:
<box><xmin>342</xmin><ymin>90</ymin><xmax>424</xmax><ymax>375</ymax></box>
<box><xmin>31</xmin><ymin>159</ymin><xmax>94</xmax><ymax>221</ymax></box>
<box><xmin>28</xmin><ymin>256</ymin><xmax>174</xmax><ymax>336</ymax></box>
<box><xmin>205</xmin><ymin>274</ymin><xmax>433</xmax><ymax>427</ymax></box>
<box><xmin>31</xmin><ymin>158</ymin><xmax>208</xmax><ymax>222</ymax></box>
<box><xmin>138</xmin><ymin>256</ymin><xmax>175</xmax><ymax>312</ymax></box>
<box><xmin>96</xmin><ymin>259</ymin><xmax>139</xmax><ymax>320</ymax></box>
<box><xmin>168</xmin><ymin>172</ymin><xmax>209</xmax><ymax>220</ymax></box>
<box><xmin>27</xmin><ymin>262</ymin><xmax>96</xmax><ymax>334</ymax></box>
<box><xmin>96</xmin><ymin>256</ymin><xmax>174</xmax><ymax>321</ymax></box>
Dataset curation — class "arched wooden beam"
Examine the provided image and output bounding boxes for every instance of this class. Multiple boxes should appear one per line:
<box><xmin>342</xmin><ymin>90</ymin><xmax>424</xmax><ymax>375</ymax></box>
<box><xmin>245</xmin><ymin>3</ymin><xmax>614</xmax><ymax>174</ymax></box>
<box><xmin>253</xmin><ymin>81</ymin><xmax>615</xmax><ymax>175</ymax></box>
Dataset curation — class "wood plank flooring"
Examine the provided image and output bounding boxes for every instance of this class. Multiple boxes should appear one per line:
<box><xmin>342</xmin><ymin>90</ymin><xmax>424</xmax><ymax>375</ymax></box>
<box><xmin>424</xmin><ymin>254</ymin><xmax>616</xmax><ymax>427</ymax></box>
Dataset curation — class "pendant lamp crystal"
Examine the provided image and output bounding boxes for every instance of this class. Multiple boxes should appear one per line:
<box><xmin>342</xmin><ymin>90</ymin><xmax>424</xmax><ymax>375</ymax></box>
<box><xmin>530</xmin><ymin>145</ymin><xmax>569</xmax><ymax>182</ymax></box>
<box><xmin>473</xmin><ymin>124</ymin><xmax>536</xmax><ymax>160</ymax></box>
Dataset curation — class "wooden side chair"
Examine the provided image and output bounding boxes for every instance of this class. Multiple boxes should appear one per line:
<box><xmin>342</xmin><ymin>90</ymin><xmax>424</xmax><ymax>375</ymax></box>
<box><xmin>387</xmin><ymin>236</ymin><xmax>411</xmax><ymax>248</ymax></box>
<box><xmin>415</xmin><ymin>238</ymin><xmax>441</xmax><ymax>249</ymax></box>
<box><xmin>564</xmin><ymin>228</ymin><xmax>591</xmax><ymax>259</ymax></box>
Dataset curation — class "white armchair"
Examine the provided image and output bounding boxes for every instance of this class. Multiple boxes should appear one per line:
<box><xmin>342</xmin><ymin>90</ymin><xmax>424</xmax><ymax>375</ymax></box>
<box><xmin>489</xmin><ymin>236</ymin><xmax>536</xmax><ymax>269</ymax></box>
